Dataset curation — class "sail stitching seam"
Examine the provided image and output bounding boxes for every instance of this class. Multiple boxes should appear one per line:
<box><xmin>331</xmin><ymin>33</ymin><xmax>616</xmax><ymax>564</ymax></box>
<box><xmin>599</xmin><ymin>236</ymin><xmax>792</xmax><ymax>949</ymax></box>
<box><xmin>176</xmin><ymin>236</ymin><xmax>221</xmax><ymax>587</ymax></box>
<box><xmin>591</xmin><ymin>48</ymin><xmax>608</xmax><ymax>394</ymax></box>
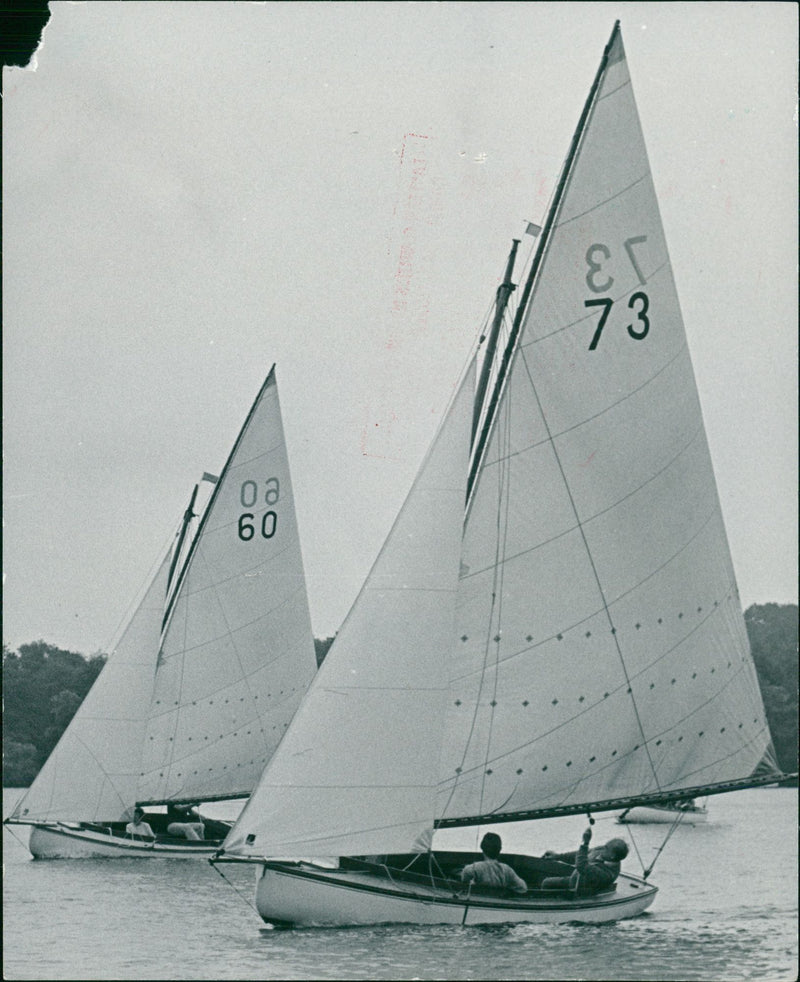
<box><xmin>453</xmin><ymin>506</ymin><xmax>723</xmax><ymax>682</ymax></box>
<box><xmin>460</xmin><ymin>421</ymin><xmax>709</xmax><ymax>586</ymax></box>
<box><xmin>158</xmin><ymin>581</ymin><xmax>309</xmax><ymax>660</ymax></box>
<box><xmin>555</xmin><ymin>172</ymin><xmax>648</xmax><ymax>230</ymax></box>
<box><xmin>597</xmin><ymin>76</ymin><xmax>632</xmax><ymax>102</ymax></box>
<box><xmin>483</xmin><ymin>340</ymin><xmax>686</xmax><ymax>469</ymax></box>
<box><xmin>439</xmin><ymin>668</ymin><xmax>767</xmax><ymax>814</ymax></box>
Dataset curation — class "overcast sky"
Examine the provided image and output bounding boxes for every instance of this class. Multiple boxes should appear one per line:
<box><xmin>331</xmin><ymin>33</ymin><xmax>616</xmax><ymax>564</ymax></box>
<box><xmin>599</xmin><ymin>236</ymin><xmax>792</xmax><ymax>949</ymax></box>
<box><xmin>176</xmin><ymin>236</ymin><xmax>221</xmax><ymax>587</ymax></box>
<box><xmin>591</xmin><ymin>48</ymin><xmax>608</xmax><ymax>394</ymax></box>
<box><xmin>3</xmin><ymin>1</ymin><xmax>797</xmax><ymax>656</ymax></box>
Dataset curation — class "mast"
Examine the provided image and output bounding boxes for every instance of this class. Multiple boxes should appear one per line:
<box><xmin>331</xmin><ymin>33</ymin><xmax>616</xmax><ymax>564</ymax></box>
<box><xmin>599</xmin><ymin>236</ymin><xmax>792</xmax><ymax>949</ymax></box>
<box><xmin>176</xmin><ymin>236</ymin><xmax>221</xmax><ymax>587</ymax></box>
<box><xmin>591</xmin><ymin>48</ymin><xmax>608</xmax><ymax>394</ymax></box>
<box><xmin>471</xmin><ymin>239</ymin><xmax>519</xmax><ymax>450</ymax></box>
<box><xmin>466</xmin><ymin>21</ymin><xmax>621</xmax><ymax>505</ymax></box>
<box><xmin>167</xmin><ymin>483</ymin><xmax>199</xmax><ymax>596</ymax></box>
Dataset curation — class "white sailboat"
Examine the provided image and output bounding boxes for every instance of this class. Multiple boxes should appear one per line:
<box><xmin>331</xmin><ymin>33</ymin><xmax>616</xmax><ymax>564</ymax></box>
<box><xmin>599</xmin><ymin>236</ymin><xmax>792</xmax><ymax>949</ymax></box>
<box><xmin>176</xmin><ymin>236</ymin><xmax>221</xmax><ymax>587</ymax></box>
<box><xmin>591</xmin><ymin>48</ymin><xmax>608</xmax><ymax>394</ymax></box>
<box><xmin>212</xmin><ymin>22</ymin><xmax>786</xmax><ymax>925</ymax></box>
<box><xmin>6</xmin><ymin>367</ymin><xmax>318</xmax><ymax>858</ymax></box>
<box><xmin>617</xmin><ymin>798</ymin><xmax>708</xmax><ymax>825</ymax></box>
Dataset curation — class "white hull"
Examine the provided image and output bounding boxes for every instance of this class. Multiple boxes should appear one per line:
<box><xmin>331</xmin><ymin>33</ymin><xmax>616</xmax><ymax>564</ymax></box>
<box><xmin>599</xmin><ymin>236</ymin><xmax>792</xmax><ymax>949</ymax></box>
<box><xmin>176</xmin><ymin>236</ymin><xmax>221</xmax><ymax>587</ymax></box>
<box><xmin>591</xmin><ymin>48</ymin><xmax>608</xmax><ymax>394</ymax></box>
<box><xmin>252</xmin><ymin>862</ymin><xmax>657</xmax><ymax>927</ymax></box>
<box><xmin>27</xmin><ymin>824</ymin><xmax>221</xmax><ymax>859</ymax></box>
<box><xmin>617</xmin><ymin>805</ymin><xmax>708</xmax><ymax>825</ymax></box>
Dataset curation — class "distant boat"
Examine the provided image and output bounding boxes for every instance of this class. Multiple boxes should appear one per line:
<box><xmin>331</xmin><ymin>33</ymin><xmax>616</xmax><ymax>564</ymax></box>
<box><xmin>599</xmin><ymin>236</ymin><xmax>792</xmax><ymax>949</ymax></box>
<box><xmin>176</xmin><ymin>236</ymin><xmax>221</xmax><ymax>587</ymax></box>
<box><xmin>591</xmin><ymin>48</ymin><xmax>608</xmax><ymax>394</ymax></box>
<box><xmin>5</xmin><ymin>367</ymin><xmax>318</xmax><ymax>858</ymax></box>
<box><xmin>618</xmin><ymin>799</ymin><xmax>708</xmax><ymax>825</ymax></box>
<box><xmin>212</xmin><ymin>22</ymin><xmax>785</xmax><ymax>926</ymax></box>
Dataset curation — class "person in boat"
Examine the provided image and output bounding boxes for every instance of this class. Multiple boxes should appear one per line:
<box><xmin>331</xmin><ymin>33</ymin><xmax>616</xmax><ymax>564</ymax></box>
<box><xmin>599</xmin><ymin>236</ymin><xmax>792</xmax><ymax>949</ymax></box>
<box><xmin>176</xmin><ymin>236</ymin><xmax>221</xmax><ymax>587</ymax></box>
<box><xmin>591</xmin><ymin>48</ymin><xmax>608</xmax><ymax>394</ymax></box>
<box><xmin>166</xmin><ymin>803</ymin><xmax>205</xmax><ymax>841</ymax></box>
<box><xmin>541</xmin><ymin>826</ymin><xmax>628</xmax><ymax>893</ymax></box>
<box><xmin>125</xmin><ymin>807</ymin><xmax>155</xmax><ymax>839</ymax></box>
<box><xmin>460</xmin><ymin>832</ymin><xmax>527</xmax><ymax>893</ymax></box>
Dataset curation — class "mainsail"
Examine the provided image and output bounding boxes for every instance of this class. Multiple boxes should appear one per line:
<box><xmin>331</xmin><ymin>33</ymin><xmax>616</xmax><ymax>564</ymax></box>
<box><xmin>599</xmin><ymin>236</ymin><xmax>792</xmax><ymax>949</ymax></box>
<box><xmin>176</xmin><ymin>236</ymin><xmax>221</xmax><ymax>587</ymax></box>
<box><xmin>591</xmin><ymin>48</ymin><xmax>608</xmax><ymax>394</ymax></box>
<box><xmin>220</xmin><ymin>23</ymin><xmax>781</xmax><ymax>863</ymax></box>
<box><xmin>12</xmin><ymin>367</ymin><xmax>318</xmax><ymax>823</ymax></box>
<box><xmin>438</xmin><ymin>24</ymin><xmax>778</xmax><ymax>826</ymax></box>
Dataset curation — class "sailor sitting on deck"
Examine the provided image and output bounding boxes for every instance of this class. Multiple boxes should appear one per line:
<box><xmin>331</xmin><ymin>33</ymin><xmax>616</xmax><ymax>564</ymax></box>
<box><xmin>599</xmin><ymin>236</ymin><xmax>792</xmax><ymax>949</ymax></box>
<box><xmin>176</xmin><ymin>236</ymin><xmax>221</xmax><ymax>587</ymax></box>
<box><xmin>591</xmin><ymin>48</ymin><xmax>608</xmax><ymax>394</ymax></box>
<box><xmin>541</xmin><ymin>826</ymin><xmax>628</xmax><ymax>893</ymax></box>
<box><xmin>166</xmin><ymin>803</ymin><xmax>205</xmax><ymax>841</ymax></box>
<box><xmin>125</xmin><ymin>807</ymin><xmax>154</xmax><ymax>839</ymax></box>
<box><xmin>460</xmin><ymin>833</ymin><xmax>527</xmax><ymax>893</ymax></box>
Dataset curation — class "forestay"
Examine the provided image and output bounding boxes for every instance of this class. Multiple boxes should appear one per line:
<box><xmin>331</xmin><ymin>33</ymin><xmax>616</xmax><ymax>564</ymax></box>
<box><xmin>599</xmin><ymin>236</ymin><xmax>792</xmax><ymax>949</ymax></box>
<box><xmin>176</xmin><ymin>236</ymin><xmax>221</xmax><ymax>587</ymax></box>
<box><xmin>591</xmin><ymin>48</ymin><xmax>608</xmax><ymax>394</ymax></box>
<box><xmin>223</xmin><ymin>364</ymin><xmax>476</xmax><ymax>858</ymax></box>
<box><xmin>438</xmin><ymin>27</ymin><xmax>778</xmax><ymax>826</ymax></box>
<box><xmin>12</xmin><ymin>368</ymin><xmax>318</xmax><ymax>823</ymax></box>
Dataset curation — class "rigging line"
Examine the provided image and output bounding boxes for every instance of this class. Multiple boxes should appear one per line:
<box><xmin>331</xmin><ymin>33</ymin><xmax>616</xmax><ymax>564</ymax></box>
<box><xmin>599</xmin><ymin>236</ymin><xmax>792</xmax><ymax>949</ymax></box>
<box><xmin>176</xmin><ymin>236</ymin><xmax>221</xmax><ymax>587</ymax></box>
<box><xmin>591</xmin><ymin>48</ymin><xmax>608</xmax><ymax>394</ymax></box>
<box><xmin>624</xmin><ymin>823</ymin><xmax>647</xmax><ymax>876</ymax></box>
<box><xmin>104</xmin><ymin>530</ymin><xmax>175</xmax><ymax>664</ymax></box>
<box><xmin>495</xmin><ymin>338</ymin><xmax>688</xmax><ymax>460</ymax></box>
<box><xmin>208</xmin><ymin>858</ymin><xmax>260</xmax><ymax>914</ymax></box>
<box><xmin>154</xmin><ymin>544</ymin><xmax>193</xmax><ymax>800</ymax></box>
<box><xmin>479</xmin><ymin>392</ymin><xmax>515</xmax><ymax>815</ymax></box>
<box><xmin>643</xmin><ymin>810</ymin><xmax>687</xmax><ymax>878</ymax></box>
<box><xmin>454</xmin><ymin>504</ymin><xmax>724</xmax><ymax>685</ymax></box>
<box><xmin>5</xmin><ymin>824</ymin><xmax>31</xmax><ymax>853</ymax></box>
<box><xmin>475</xmin><ymin>413</ymin><xmax>709</xmax><ymax>553</ymax></box>
<box><xmin>439</xmin><ymin>397</ymin><xmax>510</xmax><ymax>824</ymax></box>
<box><xmin>439</xmin><ymin>646</ymin><xmax>763</xmax><ymax>789</ymax></box>
<box><xmin>151</xmin><ymin>580</ymin><xmax>309</xmax><ymax>664</ymax></box>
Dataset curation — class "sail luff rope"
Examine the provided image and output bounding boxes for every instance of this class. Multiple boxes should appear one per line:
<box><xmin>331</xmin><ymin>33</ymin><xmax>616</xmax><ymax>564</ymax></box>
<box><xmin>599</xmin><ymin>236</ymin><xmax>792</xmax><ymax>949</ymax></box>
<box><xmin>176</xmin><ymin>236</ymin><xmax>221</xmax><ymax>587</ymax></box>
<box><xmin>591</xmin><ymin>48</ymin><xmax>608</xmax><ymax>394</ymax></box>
<box><xmin>478</xmin><ymin>394</ymin><xmax>514</xmax><ymax>816</ymax></box>
<box><xmin>466</xmin><ymin>22</ymin><xmax>620</xmax><ymax>510</ymax></box>
<box><xmin>438</xmin><ymin>469</ymin><xmax>502</xmax><ymax>822</ymax></box>
<box><xmin>438</xmin><ymin>393</ymin><xmax>512</xmax><ymax>824</ymax></box>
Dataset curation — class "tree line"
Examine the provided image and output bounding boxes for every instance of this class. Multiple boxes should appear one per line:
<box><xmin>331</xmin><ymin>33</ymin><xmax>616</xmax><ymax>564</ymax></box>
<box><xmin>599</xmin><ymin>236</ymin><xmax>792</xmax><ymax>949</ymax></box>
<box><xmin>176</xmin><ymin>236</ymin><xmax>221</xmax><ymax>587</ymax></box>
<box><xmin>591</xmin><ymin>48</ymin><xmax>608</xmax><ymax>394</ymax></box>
<box><xmin>3</xmin><ymin>604</ymin><xmax>797</xmax><ymax>787</ymax></box>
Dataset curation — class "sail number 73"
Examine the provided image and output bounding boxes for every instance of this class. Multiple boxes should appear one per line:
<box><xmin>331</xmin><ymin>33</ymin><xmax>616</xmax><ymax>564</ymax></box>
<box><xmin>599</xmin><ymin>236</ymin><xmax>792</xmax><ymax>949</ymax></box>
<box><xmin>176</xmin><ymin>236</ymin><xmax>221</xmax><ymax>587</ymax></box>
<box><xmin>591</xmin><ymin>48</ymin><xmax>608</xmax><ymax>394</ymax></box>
<box><xmin>238</xmin><ymin>478</ymin><xmax>280</xmax><ymax>541</ymax></box>
<box><xmin>584</xmin><ymin>236</ymin><xmax>650</xmax><ymax>350</ymax></box>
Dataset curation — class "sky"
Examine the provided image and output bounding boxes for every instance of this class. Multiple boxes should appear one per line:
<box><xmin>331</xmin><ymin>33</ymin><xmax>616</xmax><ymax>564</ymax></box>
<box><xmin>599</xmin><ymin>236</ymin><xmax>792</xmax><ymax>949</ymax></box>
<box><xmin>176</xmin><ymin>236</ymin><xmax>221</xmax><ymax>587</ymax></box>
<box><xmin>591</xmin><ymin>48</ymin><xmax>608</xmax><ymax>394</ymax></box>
<box><xmin>3</xmin><ymin>1</ymin><xmax>797</xmax><ymax>657</ymax></box>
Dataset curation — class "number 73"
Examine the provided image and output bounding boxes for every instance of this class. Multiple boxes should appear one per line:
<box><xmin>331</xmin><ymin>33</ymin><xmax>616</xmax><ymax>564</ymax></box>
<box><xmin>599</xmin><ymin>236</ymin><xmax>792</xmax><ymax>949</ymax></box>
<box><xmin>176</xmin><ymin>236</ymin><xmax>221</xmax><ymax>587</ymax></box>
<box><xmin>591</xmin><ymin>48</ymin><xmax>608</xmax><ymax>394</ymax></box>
<box><xmin>585</xmin><ymin>293</ymin><xmax>650</xmax><ymax>350</ymax></box>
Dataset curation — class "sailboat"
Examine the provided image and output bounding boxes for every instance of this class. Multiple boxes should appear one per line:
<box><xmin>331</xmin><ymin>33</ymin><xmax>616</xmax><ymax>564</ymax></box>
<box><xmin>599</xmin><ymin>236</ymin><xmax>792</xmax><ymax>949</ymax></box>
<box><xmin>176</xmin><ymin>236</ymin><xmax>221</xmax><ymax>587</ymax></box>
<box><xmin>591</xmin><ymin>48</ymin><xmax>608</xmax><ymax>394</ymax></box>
<box><xmin>211</xmin><ymin>22</ymin><xmax>788</xmax><ymax>925</ymax></box>
<box><xmin>617</xmin><ymin>798</ymin><xmax>708</xmax><ymax>825</ymax></box>
<box><xmin>5</xmin><ymin>367</ymin><xmax>319</xmax><ymax>858</ymax></box>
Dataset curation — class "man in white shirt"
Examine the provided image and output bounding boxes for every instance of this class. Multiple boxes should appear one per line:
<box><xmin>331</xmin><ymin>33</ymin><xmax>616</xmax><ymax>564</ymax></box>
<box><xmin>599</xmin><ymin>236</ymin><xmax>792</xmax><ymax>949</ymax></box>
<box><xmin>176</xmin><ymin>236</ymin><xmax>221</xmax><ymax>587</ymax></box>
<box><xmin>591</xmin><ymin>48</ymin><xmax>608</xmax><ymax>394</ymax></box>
<box><xmin>125</xmin><ymin>807</ymin><xmax>155</xmax><ymax>838</ymax></box>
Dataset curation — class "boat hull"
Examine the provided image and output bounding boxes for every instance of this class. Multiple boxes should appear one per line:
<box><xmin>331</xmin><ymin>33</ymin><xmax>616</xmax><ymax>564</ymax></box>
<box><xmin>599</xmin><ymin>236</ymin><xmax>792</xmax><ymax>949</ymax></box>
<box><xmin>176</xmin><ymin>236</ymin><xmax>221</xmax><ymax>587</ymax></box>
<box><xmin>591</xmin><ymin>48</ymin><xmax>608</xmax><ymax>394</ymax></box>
<box><xmin>617</xmin><ymin>805</ymin><xmax>708</xmax><ymax>825</ymax></box>
<box><xmin>252</xmin><ymin>860</ymin><xmax>658</xmax><ymax>927</ymax></box>
<box><xmin>27</xmin><ymin>824</ymin><xmax>221</xmax><ymax>859</ymax></box>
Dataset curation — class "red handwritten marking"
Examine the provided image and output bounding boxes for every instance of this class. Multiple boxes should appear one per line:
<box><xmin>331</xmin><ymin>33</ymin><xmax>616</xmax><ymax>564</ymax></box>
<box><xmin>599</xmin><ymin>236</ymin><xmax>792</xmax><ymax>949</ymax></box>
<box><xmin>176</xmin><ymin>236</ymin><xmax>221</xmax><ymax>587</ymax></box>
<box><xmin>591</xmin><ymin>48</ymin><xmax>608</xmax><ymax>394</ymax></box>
<box><xmin>392</xmin><ymin>133</ymin><xmax>432</xmax><ymax>312</ymax></box>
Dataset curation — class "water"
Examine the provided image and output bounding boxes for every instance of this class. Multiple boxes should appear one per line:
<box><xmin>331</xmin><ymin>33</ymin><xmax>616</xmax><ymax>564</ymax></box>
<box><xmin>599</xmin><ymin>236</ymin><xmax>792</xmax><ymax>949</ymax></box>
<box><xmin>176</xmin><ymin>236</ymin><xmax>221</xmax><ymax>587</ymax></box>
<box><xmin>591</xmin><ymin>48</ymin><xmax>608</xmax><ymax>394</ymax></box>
<box><xmin>3</xmin><ymin>788</ymin><xmax>797</xmax><ymax>980</ymax></box>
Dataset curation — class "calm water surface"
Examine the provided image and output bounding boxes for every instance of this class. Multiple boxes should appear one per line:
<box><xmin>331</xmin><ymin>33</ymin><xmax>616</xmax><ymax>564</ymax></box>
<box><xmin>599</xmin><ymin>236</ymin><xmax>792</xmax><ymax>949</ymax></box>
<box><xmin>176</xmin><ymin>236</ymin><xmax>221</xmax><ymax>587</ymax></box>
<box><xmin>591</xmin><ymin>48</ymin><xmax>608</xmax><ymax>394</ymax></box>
<box><xmin>3</xmin><ymin>788</ymin><xmax>796</xmax><ymax>980</ymax></box>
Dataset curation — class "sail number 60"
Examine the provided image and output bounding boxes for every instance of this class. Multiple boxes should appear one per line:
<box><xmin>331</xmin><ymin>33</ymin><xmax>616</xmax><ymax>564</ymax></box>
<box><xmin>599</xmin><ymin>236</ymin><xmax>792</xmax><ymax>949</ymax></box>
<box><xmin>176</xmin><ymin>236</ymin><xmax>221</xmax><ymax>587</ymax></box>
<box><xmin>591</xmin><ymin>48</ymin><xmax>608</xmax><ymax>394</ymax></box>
<box><xmin>238</xmin><ymin>511</ymin><xmax>277</xmax><ymax>541</ymax></box>
<box><xmin>238</xmin><ymin>478</ymin><xmax>280</xmax><ymax>541</ymax></box>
